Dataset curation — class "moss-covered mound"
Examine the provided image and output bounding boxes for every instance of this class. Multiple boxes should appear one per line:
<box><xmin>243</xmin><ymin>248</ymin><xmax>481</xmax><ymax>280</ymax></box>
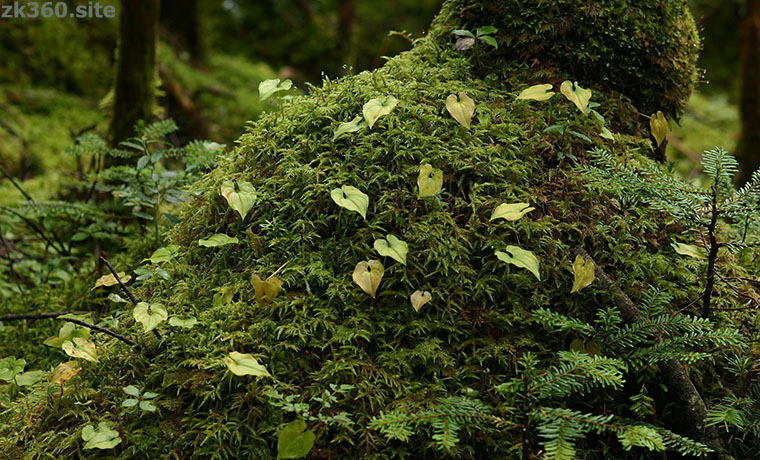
<box><xmin>1</xmin><ymin>1</ymin><xmax>726</xmax><ymax>459</ymax></box>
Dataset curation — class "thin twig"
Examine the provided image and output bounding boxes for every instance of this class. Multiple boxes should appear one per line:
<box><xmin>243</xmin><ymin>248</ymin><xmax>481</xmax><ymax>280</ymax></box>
<box><xmin>0</xmin><ymin>311</ymin><xmax>93</xmax><ymax>321</ymax></box>
<box><xmin>63</xmin><ymin>317</ymin><xmax>135</xmax><ymax>347</ymax></box>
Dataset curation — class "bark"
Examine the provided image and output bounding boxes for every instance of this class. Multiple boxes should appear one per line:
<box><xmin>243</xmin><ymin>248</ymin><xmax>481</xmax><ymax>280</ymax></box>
<box><xmin>338</xmin><ymin>0</ymin><xmax>357</xmax><ymax>71</ymax></box>
<box><xmin>738</xmin><ymin>0</ymin><xmax>760</xmax><ymax>183</ymax></box>
<box><xmin>159</xmin><ymin>0</ymin><xmax>203</xmax><ymax>63</ymax></box>
<box><xmin>109</xmin><ymin>0</ymin><xmax>160</xmax><ymax>147</ymax></box>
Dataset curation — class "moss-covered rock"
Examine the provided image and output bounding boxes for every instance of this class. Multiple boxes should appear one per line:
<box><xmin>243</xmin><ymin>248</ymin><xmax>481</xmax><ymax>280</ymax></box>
<box><xmin>1</xmin><ymin>1</ymin><xmax>725</xmax><ymax>459</ymax></box>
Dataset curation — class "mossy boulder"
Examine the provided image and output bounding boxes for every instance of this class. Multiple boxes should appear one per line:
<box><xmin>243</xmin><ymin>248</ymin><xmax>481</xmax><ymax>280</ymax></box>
<box><xmin>0</xmin><ymin>1</ymin><xmax>710</xmax><ymax>459</ymax></box>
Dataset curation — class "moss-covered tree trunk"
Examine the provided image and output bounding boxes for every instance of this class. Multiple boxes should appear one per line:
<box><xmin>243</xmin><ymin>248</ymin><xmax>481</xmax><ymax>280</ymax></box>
<box><xmin>109</xmin><ymin>0</ymin><xmax>160</xmax><ymax>147</ymax></box>
<box><xmin>738</xmin><ymin>0</ymin><xmax>760</xmax><ymax>183</ymax></box>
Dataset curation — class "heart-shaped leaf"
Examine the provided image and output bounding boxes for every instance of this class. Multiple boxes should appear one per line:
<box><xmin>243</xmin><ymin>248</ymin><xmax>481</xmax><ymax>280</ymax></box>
<box><xmin>277</xmin><ymin>419</ymin><xmax>316</xmax><ymax>459</ymax></box>
<box><xmin>198</xmin><ymin>233</ymin><xmax>240</xmax><ymax>247</ymax></box>
<box><xmin>44</xmin><ymin>322</ymin><xmax>90</xmax><ymax>349</ymax></box>
<box><xmin>496</xmin><ymin>246</ymin><xmax>541</xmax><ymax>281</ymax></box>
<box><xmin>15</xmin><ymin>370</ymin><xmax>46</xmax><ymax>386</ymax></box>
<box><xmin>224</xmin><ymin>351</ymin><xmax>271</xmax><ymax>377</ymax></box>
<box><xmin>490</xmin><ymin>202</ymin><xmax>535</xmax><ymax>221</ymax></box>
<box><xmin>0</xmin><ymin>356</ymin><xmax>25</xmax><ymax>382</ymax></box>
<box><xmin>672</xmin><ymin>242</ymin><xmax>704</xmax><ymax>259</ymax></box>
<box><xmin>143</xmin><ymin>245</ymin><xmax>179</xmax><ymax>264</ymax></box>
<box><xmin>168</xmin><ymin>316</ymin><xmax>198</xmax><ymax>328</ymax></box>
<box><xmin>50</xmin><ymin>360</ymin><xmax>81</xmax><ymax>384</ymax></box>
<box><xmin>560</xmin><ymin>81</ymin><xmax>592</xmax><ymax>113</ymax></box>
<box><xmin>259</xmin><ymin>78</ymin><xmax>293</xmax><ymax>101</ymax></box>
<box><xmin>571</xmin><ymin>254</ymin><xmax>595</xmax><ymax>293</ymax></box>
<box><xmin>373</xmin><ymin>235</ymin><xmax>408</xmax><ymax>265</ymax></box>
<box><xmin>81</xmin><ymin>422</ymin><xmax>122</xmax><ymax>450</ymax></box>
<box><xmin>250</xmin><ymin>274</ymin><xmax>283</xmax><ymax>305</ymax></box>
<box><xmin>330</xmin><ymin>185</ymin><xmax>369</xmax><ymax>219</ymax></box>
<box><xmin>333</xmin><ymin>115</ymin><xmax>367</xmax><ymax>141</ymax></box>
<box><xmin>92</xmin><ymin>272</ymin><xmax>131</xmax><ymax>290</ymax></box>
<box><xmin>445</xmin><ymin>92</ymin><xmax>475</xmax><ymax>128</ymax></box>
<box><xmin>363</xmin><ymin>96</ymin><xmax>398</xmax><ymax>129</ymax></box>
<box><xmin>417</xmin><ymin>164</ymin><xmax>443</xmax><ymax>198</ymax></box>
<box><xmin>410</xmin><ymin>290</ymin><xmax>432</xmax><ymax>312</ymax></box>
<box><xmin>220</xmin><ymin>180</ymin><xmax>256</xmax><ymax>220</ymax></box>
<box><xmin>650</xmin><ymin>111</ymin><xmax>668</xmax><ymax>147</ymax></box>
<box><xmin>352</xmin><ymin>260</ymin><xmax>384</xmax><ymax>298</ymax></box>
<box><xmin>516</xmin><ymin>84</ymin><xmax>555</xmax><ymax>101</ymax></box>
<box><xmin>62</xmin><ymin>337</ymin><xmax>99</xmax><ymax>362</ymax></box>
<box><xmin>133</xmin><ymin>302</ymin><xmax>168</xmax><ymax>333</ymax></box>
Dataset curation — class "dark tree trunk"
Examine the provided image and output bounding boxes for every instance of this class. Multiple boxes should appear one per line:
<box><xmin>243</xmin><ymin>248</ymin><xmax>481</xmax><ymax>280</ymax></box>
<box><xmin>738</xmin><ymin>0</ymin><xmax>760</xmax><ymax>183</ymax></box>
<box><xmin>338</xmin><ymin>0</ymin><xmax>357</xmax><ymax>72</ymax></box>
<box><xmin>160</xmin><ymin>0</ymin><xmax>204</xmax><ymax>63</ymax></box>
<box><xmin>109</xmin><ymin>0</ymin><xmax>160</xmax><ymax>147</ymax></box>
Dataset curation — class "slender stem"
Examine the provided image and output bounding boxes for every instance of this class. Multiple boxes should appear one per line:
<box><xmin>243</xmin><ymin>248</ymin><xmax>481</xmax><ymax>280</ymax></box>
<box><xmin>701</xmin><ymin>186</ymin><xmax>720</xmax><ymax>318</ymax></box>
<box><xmin>99</xmin><ymin>255</ymin><xmax>138</xmax><ymax>305</ymax></box>
<box><xmin>0</xmin><ymin>311</ymin><xmax>93</xmax><ymax>321</ymax></box>
<box><xmin>63</xmin><ymin>317</ymin><xmax>136</xmax><ymax>347</ymax></box>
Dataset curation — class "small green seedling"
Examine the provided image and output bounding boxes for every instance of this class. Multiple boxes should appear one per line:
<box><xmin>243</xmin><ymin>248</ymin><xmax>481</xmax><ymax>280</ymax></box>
<box><xmin>452</xmin><ymin>26</ymin><xmax>498</xmax><ymax>51</ymax></box>
<box><xmin>122</xmin><ymin>385</ymin><xmax>158</xmax><ymax>412</ymax></box>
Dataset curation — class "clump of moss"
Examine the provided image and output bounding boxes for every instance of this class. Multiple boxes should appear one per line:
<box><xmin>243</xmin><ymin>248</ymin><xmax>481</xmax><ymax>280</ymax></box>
<box><xmin>0</xmin><ymin>1</ymin><xmax>725</xmax><ymax>459</ymax></box>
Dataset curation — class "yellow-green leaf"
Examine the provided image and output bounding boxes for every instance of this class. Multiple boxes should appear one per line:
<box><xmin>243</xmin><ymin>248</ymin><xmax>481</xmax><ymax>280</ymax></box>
<box><xmin>168</xmin><ymin>316</ymin><xmax>198</xmax><ymax>328</ymax></box>
<box><xmin>44</xmin><ymin>322</ymin><xmax>90</xmax><ymax>349</ymax></box>
<box><xmin>410</xmin><ymin>290</ymin><xmax>432</xmax><ymax>312</ymax></box>
<box><xmin>50</xmin><ymin>360</ymin><xmax>81</xmax><ymax>384</ymax></box>
<box><xmin>15</xmin><ymin>370</ymin><xmax>46</xmax><ymax>386</ymax></box>
<box><xmin>133</xmin><ymin>302</ymin><xmax>168</xmax><ymax>333</ymax></box>
<box><xmin>650</xmin><ymin>111</ymin><xmax>668</xmax><ymax>147</ymax></box>
<box><xmin>81</xmin><ymin>422</ymin><xmax>122</xmax><ymax>450</ymax></box>
<box><xmin>198</xmin><ymin>233</ymin><xmax>239</xmax><ymax>247</ymax></box>
<box><xmin>220</xmin><ymin>180</ymin><xmax>256</xmax><ymax>220</ymax></box>
<box><xmin>672</xmin><ymin>242</ymin><xmax>704</xmax><ymax>259</ymax></box>
<box><xmin>516</xmin><ymin>83</ymin><xmax>555</xmax><ymax>101</ymax></box>
<box><xmin>490</xmin><ymin>202</ymin><xmax>535</xmax><ymax>221</ymax></box>
<box><xmin>373</xmin><ymin>235</ymin><xmax>408</xmax><ymax>265</ymax></box>
<box><xmin>92</xmin><ymin>272</ymin><xmax>130</xmax><ymax>290</ymax></box>
<box><xmin>333</xmin><ymin>115</ymin><xmax>366</xmax><ymax>141</ymax></box>
<box><xmin>363</xmin><ymin>96</ymin><xmax>398</xmax><ymax>129</ymax></box>
<box><xmin>143</xmin><ymin>245</ymin><xmax>179</xmax><ymax>264</ymax></box>
<box><xmin>330</xmin><ymin>185</ymin><xmax>369</xmax><ymax>219</ymax></box>
<box><xmin>600</xmin><ymin>127</ymin><xmax>615</xmax><ymax>141</ymax></box>
<box><xmin>571</xmin><ymin>254</ymin><xmax>595</xmax><ymax>293</ymax></box>
<box><xmin>0</xmin><ymin>356</ymin><xmax>25</xmax><ymax>382</ymax></box>
<box><xmin>250</xmin><ymin>274</ymin><xmax>283</xmax><ymax>305</ymax></box>
<box><xmin>62</xmin><ymin>337</ymin><xmax>99</xmax><ymax>363</ymax></box>
<box><xmin>496</xmin><ymin>246</ymin><xmax>541</xmax><ymax>280</ymax></box>
<box><xmin>224</xmin><ymin>351</ymin><xmax>271</xmax><ymax>377</ymax></box>
<box><xmin>277</xmin><ymin>419</ymin><xmax>316</xmax><ymax>459</ymax></box>
<box><xmin>417</xmin><ymin>164</ymin><xmax>443</xmax><ymax>198</ymax></box>
<box><xmin>259</xmin><ymin>78</ymin><xmax>293</xmax><ymax>101</ymax></box>
<box><xmin>560</xmin><ymin>80</ymin><xmax>592</xmax><ymax>112</ymax></box>
<box><xmin>352</xmin><ymin>260</ymin><xmax>384</xmax><ymax>298</ymax></box>
<box><xmin>445</xmin><ymin>92</ymin><xmax>475</xmax><ymax>128</ymax></box>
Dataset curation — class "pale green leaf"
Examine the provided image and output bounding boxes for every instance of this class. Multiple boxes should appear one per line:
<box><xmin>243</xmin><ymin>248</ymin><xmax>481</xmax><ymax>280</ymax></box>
<box><xmin>417</xmin><ymin>164</ymin><xmax>443</xmax><ymax>198</ymax></box>
<box><xmin>123</xmin><ymin>385</ymin><xmax>140</xmax><ymax>396</ymax></box>
<box><xmin>516</xmin><ymin>84</ymin><xmax>555</xmax><ymax>101</ymax></box>
<box><xmin>220</xmin><ymin>180</ymin><xmax>256</xmax><ymax>220</ymax></box>
<box><xmin>168</xmin><ymin>316</ymin><xmax>198</xmax><ymax>328</ymax></box>
<box><xmin>198</xmin><ymin>233</ymin><xmax>240</xmax><ymax>247</ymax></box>
<box><xmin>81</xmin><ymin>422</ymin><xmax>122</xmax><ymax>450</ymax></box>
<box><xmin>373</xmin><ymin>235</ymin><xmax>408</xmax><ymax>265</ymax></box>
<box><xmin>0</xmin><ymin>357</ymin><xmax>26</xmax><ymax>382</ymax></box>
<box><xmin>330</xmin><ymin>185</ymin><xmax>369</xmax><ymax>219</ymax></box>
<box><xmin>133</xmin><ymin>302</ymin><xmax>168</xmax><ymax>333</ymax></box>
<box><xmin>62</xmin><ymin>337</ymin><xmax>99</xmax><ymax>363</ymax></box>
<box><xmin>496</xmin><ymin>246</ymin><xmax>541</xmax><ymax>280</ymax></box>
<box><xmin>352</xmin><ymin>260</ymin><xmax>384</xmax><ymax>298</ymax></box>
<box><xmin>121</xmin><ymin>398</ymin><xmax>138</xmax><ymax>408</ymax></box>
<box><xmin>15</xmin><ymin>370</ymin><xmax>46</xmax><ymax>386</ymax></box>
<box><xmin>560</xmin><ymin>80</ymin><xmax>592</xmax><ymax>112</ymax></box>
<box><xmin>139</xmin><ymin>400</ymin><xmax>157</xmax><ymax>412</ymax></box>
<box><xmin>259</xmin><ymin>78</ymin><xmax>293</xmax><ymax>101</ymax></box>
<box><xmin>224</xmin><ymin>351</ymin><xmax>271</xmax><ymax>377</ymax></box>
<box><xmin>43</xmin><ymin>322</ymin><xmax>90</xmax><ymax>349</ymax></box>
<box><xmin>410</xmin><ymin>290</ymin><xmax>432</xmax><ymax>312</ymax></box>
<box><xmin>672</xmin><ymin>242</ymin><xmax>704</xmax><ymax>259</ymax></box>
<box><xmin>277</xmin><ymin>419</ymin><xmax>316</xmax><ymax>459</ymax></box>
<box><xmin>600</xmin><ymin>127</ymin><xmax>615</xmax><ymax>141</ymax></box>
<box><xmin>445</xmin><ymin>92</ymin><xmax>475</xmax><ymax>128</ymax></box>
<box><xmin>650</xmin><ymin>111</ymin><xmax>668</xmax><ymax>147</ymax></box>
<box><xmin>571</xmin><ymin>254</ymin><xmax>595</xmax><ymax>293</ymax></box>
<box><xmin>363</xmin><ymin>96</ymin><xmax>398</xmax><ymax>129</ymax></box>
<box><xmin>490</xmin><ymin>202</ymin><xmax>535</xmax><ymax>221</ymax></box>
<box><xmin>333</xmin><ymin>115</ymin><xmax>366</xmax><ymax>141</ymax></box>
<box><xmin>143</xmin><ymin>245</ymin><xmax>179</xmax><ymax>264</ymax></box>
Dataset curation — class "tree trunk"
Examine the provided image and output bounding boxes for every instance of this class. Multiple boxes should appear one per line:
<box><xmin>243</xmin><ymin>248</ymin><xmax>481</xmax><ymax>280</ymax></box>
<box><xmin>159</xmin><ymin>0</ymin><xmax>203</xmax><ymax>63</ymax></box>
<box><xmin>109</xmin><ymin>0</ymin><xmax>160</xmax><ymax>147</ymax></box>
<box><xmin>338</xmin><ymin>0</ymin><xmax>357</xmax><ymax>72</ymax></box>
<box><xmin>738</xmin><ymin>0</ymin><xmax>760</xmax><ymax>183</ymax></box>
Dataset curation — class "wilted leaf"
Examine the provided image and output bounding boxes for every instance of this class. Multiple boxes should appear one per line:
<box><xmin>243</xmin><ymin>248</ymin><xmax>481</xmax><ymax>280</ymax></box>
<box><xmin>0</xmin><ymin>356</ymin><xmax>25</xmax><ymax>382</ymax></box>
<box><xmin>250</xmin><ymin>274</ymin><xmax>283</xmax><ymax>305</ymax></box>
<box><xmin>168</xmin><ymin>316</ymin><xmax>198</xmax><ymax>328</ymax></box>
<box><xmin>259</xmin><ymin>78</ymin><xmax>293</xmax><ymax>101</ymax></box>
<box><xmin>516</xmin><ymin>84</ymin><xmax>555</xmax><ymax>101</ymax></box>
<box><xmin>224</xmin><ymin>351</ymin><xmax>271</xmax><ymax>377</ymax></box>
<box><xmin>650</xmin><ymin>111</ymin><xmax>668</xmax><ymax>147</ymax></box>
<box><xmin>220</xmin><ymin>180</ymin><xmax>256</xmax><ymax>220</ymax></box>
<box><xmin>330</xmin><ymin>185</ymin><xmax>369</xmax><ymax>219</ymax></box>
<box><xmin>198</xmin><ymin>233</ymin><xmax>239</xmax><ymax>247</ymax></box>
<box><xmin>133</xmin><ymin>302</ymin><xmax>168</xmax><ymax>333</ymax></box>
<box><xmin>571</xmin><ymin>254</ymin><xmax>595</xmax><ymax>293</ymax></box>
<box><xmin>352</xmin><ymin>260</ymin><xmax>384</xmax><ymax>298</ymax></box>
<box><xmin>373</xmin><ymin>235</ymin><xmax>408</xmax><ymax>265</ymax></box>
<box><xmin>333</xmin><ymin>115</ymin><xmax>366</xmax><ymax>141</ymax></box>
<box><xmin>277</xmin><ymin>419</ymin><xmax>316</xmax><ymax>459</ymax></box>
<box><xmin>417</xmin><ymin>164</ymin><xmax>443</xmax><ymax>198</ymax></box>
<box><xmin>81</xmin><ymin>422</ymin><xmax>122</xmax><ymax>450</ymax></box>
<box><xmin>62</xmin><ymin>337</ymin><xmax>99</xmax><ymax>363</ymax></box>
<box><xmin>50</xmin><ymin>360</ymin><xmax>81</xmax><ymax>384</ymax></box>
<box><xmin>672</xmin><ymin>242</ymin><xmax>704</xmax><ymax>259</ymax></box>
<box><xmin>560</xmin><ymin>80</ymin><xmax>592</xmax><ymax>112</ymax></box>
<box><xmin>92</xmin><ymin>272</ymin><xmax>131</xmax><ymax>290</ymax></box>
<box><xmin>455</xmin><ymin>37</ymin><xmax>476</xmax><ymax>51</ymax></box>
<box><xmin>445</xmin><ymin>92</ymin><xmax>475</xmax><ymax>128</ymax></box>
<box><xmin>363</xmin><ymin>96</ymin><xmax>398</xmax><ymax>129</ymax></box>
<box><xmin>143</xmin><ymin>245</ymin><xmax>179</xmax><ymax>264</ymax></box>
<box><xmin>496</xmin><ymin>246</ymin><xmax>541</xmax><ymax>280</ymax></box>
<box><xmin>410</xmin><ymin>290</ymin><xmax>432</xmax><ymax>312</ymax></box>
<box><xmin>490</xmin><ymin>202</ymin><xmax>535</xmax><ymax>221</ymax></box>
